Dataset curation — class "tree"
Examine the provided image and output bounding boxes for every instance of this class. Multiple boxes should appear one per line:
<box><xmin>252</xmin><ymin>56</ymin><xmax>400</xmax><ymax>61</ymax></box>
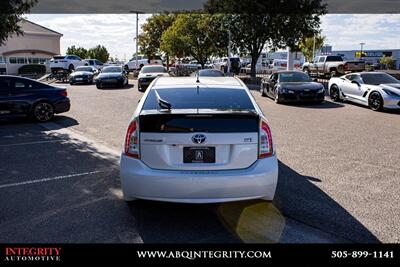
<box><xmin>380</xmin><ymin>55</ymin><xmax>395</xmax><ymax>70</ymax></box>
<box><xmin>204</xmin><ymin>0</ymin><xmax>327</xmax><ymax>78</ymax></box>
<box><xmin>138</xmin><ymin>13</ymin><xmax>176</xmax><ymax>59</ymax></box>
<box><xmin>87</xmin><ymin>45</ymin><xmax>109</xmax><ymax>63</ymax></box>
<box><xmin>66</xmin><ymin>45</ymin><xmax>88</xmax><ymax>59</ymax></box>
<box><xmin>299</xmin><ymin>35</ymin><xmax>326</xmax><ymax>62</ymax></box>
<box><xmin>0</xmin><ymin>0</ymin><xmax>37</xmax><ymax>45</ymax></box>
<box><xmin>160</xmin><ymin>13</ymin><xmax>228</xmax><ymax>68</ymax></box>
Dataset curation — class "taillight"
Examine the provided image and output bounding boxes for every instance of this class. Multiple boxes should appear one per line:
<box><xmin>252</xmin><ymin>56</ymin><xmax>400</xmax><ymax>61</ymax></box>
<box><xmin>125</xmin><ymin>120</ymin><xmax>140</xmax><ymax>158</ymax></box>
<box><xmin>59</xmin><ymin>90</ymin><xmax>67</xmax><ymax>97</ymax></box>
<box><xmin>259</xmin><ymin>119</ymin><xmax>274</xmax><ymax>158</ymax></box>
<box><xmin>343</xmin><ymin>63</ymin><xmax>349</xmax><ymax>70</ymax></box>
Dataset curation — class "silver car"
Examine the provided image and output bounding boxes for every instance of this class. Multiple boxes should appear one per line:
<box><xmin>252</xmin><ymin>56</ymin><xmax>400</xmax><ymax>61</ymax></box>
<box><xmin>120</xmin><ymin>76</ymin><xmax>279</xmax><ymax>203</ymax></box>
<box><xmin>329</xmin><ymin>72</ymin><xmax>400</xmax><ymax>111</ymax></box>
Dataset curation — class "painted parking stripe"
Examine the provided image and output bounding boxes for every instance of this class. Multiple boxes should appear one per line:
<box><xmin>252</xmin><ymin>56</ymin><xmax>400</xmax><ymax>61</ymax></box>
<box><xmin>0</xmin><ymin>171</ymin><xmax>104</xmax><ymax>189</ymax></box>
<box><xmin>0</xmin><ymin>139</ymin><xmax>63</xmax><ymax>147</ymax></box>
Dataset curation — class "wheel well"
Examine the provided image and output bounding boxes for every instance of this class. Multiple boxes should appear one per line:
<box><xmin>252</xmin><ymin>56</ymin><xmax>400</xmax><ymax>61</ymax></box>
<box><xmin>330</xmin><ymin>67</ymin><xmax>337</xmax><ymax>72</ymax></box>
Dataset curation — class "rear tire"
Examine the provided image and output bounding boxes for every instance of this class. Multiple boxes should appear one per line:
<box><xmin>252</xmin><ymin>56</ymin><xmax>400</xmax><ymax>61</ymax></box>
<box><xmin>330</xmin><ymin>84</ymin><xmax>341</xmax><ymax>102</ymax></box>
<box><xmin>368</xmin><ymin>92</ymin><xmax>383</xmax><ymax>111</ymax></box>
<box><xmin>32</xmin><ymin>102</ymin><xmax>54</xmax><ymax>122</ymax></box>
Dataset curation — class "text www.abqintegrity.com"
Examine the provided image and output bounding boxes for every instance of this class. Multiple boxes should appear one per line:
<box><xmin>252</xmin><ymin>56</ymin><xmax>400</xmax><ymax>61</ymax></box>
<box><xmin>137</xmin><ymin>250</ymin><xmax>272</xmax><ymax>260</ymax></box>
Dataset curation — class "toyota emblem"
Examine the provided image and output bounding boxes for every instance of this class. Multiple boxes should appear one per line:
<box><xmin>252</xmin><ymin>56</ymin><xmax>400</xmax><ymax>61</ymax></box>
<box><xmin>192</xmin><ymin>134</ymin><xmax>206</xmax><ymax>144</ymax></box>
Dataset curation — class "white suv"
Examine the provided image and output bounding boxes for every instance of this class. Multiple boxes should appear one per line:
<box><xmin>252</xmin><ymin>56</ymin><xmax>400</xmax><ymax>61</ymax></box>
<box><xmin>85</xmin><ymin>59</ymin><xmax>105</xmax><ymax>70</ymax></box>
<box><xmin>49</xmin><ymin>55</ymin><xmax>87</xmax><ymax>73</ymax></box>
<box><xmin>124</xmin><ymin>55</ymin><xmax>162</xmax><ymax>72</ymax></box>
<box><xmin>120</xmin><ymin>76</ymin><xmax>279</xmax><ymax>203</ymax></box>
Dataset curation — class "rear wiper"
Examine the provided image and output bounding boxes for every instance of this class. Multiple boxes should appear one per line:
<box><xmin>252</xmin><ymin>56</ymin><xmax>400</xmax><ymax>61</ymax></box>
<box><xmin>154</xmin><ymin>89</ymin><xmax>172</xmax><ymax>110</ymax></box>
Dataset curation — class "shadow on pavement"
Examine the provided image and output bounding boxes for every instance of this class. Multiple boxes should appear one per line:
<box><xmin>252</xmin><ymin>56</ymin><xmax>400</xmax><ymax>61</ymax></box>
<box><xmin>97</xmin><ymin>84</ymin><xmax>134</xmax><ymax>90</ymax></box>
<box><xmin>0</xmin><ymin>115</ymin><xmax>78</xmax><ymax>128</ymax></box>
<box><xmin>279</xmin><ymin>100</ymin><xmax>344</xmax><ymax>109</ymax></box>
<box><xmin>127</xmin><ymin>160</ymin><xmax>380</xmax><ymax>243</ymax></box>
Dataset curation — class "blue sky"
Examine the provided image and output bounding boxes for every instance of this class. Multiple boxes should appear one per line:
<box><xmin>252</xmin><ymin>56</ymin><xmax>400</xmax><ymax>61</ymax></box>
<box><xmin>26</xmin><ymin>14</ymin><xmax>400</xmax><ymax>60</ymax></box>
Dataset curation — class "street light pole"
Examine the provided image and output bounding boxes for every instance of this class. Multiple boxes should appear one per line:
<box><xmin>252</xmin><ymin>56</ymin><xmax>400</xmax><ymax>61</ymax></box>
<box><xmin>130</xmin><ymin>10</ymin><xmax>143</xmax><ymax>72</ymax></box>
<box><xmin>360</xmin><ymin>42</ymin><xmax>365</xmax><ymax>58</ymax></box>
<box><xmin>136</xmin><ymin>12</ymin><xmax>139</xmax><ymax>71</ymax></box>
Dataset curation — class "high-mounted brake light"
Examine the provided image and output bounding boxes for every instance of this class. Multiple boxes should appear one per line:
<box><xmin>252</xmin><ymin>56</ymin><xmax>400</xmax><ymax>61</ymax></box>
<box><xmin>259</xmin><ymin>119</ymin><xmax>274</xmax><ymax>158</ymax></box>
<box><xmin>125</xmin><ymin>120</ymin><xmax>140</xmax><ymax>158</ymax></box>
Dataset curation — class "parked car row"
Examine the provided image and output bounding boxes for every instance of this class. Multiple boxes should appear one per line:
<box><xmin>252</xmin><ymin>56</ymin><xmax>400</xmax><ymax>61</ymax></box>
<box><xmin>49</xmin><ymin>55</ymin><xmax>110</xmax><ymax>74</ymax></box>
<box><xmin>260</xmin><ymin>70</ymin><xmax>400</xmax><ymax>111</ymax></box>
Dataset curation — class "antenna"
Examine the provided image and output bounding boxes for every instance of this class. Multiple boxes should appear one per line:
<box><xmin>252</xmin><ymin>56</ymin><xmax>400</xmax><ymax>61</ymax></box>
<box><xmin>196</xmin><ymin>71</ymin><xmax>200</xmax><ymax>83</ymax></box>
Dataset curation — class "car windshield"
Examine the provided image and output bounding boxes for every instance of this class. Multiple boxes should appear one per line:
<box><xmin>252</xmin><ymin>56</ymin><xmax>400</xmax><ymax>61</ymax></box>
<box><xmin>279</xmin><ymin>72</ymin><xmax>311</xmax><ymax>82</ymax></box>
<box><xmin>75</xmin><ymin>67</ymin><xmax>93</xmax><ymax>72</ymax></box>
<box><xmin>102</xmin><ymin>67</ymin><xmax>122</xmax><ymax>73</ymax></box>
<box><xmin>53</xmin><ymin>56</ymin><xmax>65</xmax><ymax>60</ymax></box>
<box><xmin>141</xmin><ymin>66</ymin><xmax>166</xmax><ymax>73</ymax></box>
<box><xmin>143</xmin><ymin>88</ymin><xmax>255</xmax><ymax>110</ymax></box>
<box><xmin>360</xmin><ymin>73</ymin><xmax>400</xmax><ymax>85</ymax></box>
<box><xmin>195</xmin><ymin>70</ymin><xmax>224</xmax><ymax>77</ymax></box>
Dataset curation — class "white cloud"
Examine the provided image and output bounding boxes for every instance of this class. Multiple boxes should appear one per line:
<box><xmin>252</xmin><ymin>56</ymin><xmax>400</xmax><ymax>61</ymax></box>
<box><xmin>26</xmin><ymin>14</ymin><xmax>151</xmax><ymax>61</ymax></box>
<box><xmin>25</xmin><ymin>14</ymin><xmax>400</xmax><ymax>61</ymax></box>
<box><xmin>321</xmin><ymin>14</ymin><xmax>400</xmax><ymax>50</ymax></box>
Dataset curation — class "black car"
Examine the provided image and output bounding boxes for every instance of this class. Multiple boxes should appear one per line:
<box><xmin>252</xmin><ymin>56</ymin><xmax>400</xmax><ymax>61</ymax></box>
<box><xmin>191</xmin><ymin>69</ymin><xmax>225</xmax><ymax>77</ymax></box>
<box><xmin>69</xmin><ymin>66</ymin><xmax>97</xmax><ymax>85</ymax></box>
<box><xmin>95</xmin><ymin>66</ymin><xmax>128</xmax><ymax>89</ymax></box>
<box><xmin>0</xmin><ymin>75</ymin><xmax>70</xmax><ymax>122</ymax></box>
<box><xmin>260</xmin><ymin>71</ymin><xmax>325</xmax><ymax>104</ymax></box>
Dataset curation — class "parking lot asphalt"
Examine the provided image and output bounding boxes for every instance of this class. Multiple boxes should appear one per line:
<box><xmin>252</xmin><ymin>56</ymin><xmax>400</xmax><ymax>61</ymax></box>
<box><xmin>0</xmin><ymin>79</ymin><xmax>399</xmax><ymax>243</ymax></box>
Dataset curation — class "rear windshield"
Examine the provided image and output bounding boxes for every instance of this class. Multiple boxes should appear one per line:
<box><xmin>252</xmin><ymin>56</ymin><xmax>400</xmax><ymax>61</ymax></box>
<box><xmin>76</xmin><ymin>67</ymin><xmax>93</xmax><ymax>72</ymax></box>
<box><xmin>141</xmin><ymin>66</ymin><xmax>167</xmax><ymax>73</ymax></box>
<box><xmin>142</xmin><ymin>88</ymin><xmax>255</xmax><ymax>110</ymax></box>
<box><xmin>102</xmin><ymin>66</ymin><xmax>122</xmax><ymax>73</ymax></box>
<box><xmin>326</xmin><ymin>56</ymin><xmax>343</xmax><ymax>62</ymax></box>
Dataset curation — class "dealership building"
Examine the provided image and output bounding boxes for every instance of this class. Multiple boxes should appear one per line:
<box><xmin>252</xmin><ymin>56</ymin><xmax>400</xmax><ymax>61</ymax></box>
<box><xmin>319</xmin><ymin>45</ymin><xmax>400</xmax><ymax>70</ymax></box>
<box><xmin>0</xmin><ymin>20</ymin><xmax>62</xmax><ymax>75</ymax></box>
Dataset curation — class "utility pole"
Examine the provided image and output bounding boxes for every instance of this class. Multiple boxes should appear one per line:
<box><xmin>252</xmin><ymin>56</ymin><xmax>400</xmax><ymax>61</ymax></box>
<box><xmin>130</xmin><ymin>10</ymin><xmax>142</xmax><ymax>72</ymax></box>
<box><xmin>360</xmin><ymin>42</ymin><xmax>365</xmax><ymax>58</ymax></box>
<box><xmin>136</xmin><ymin>12</ymin><xmax>139</xmax><ymax>71</ymax></box>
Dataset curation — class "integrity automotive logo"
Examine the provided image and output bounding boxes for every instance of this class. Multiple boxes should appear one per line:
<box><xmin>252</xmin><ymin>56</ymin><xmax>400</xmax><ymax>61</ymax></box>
<box><xmin>3</xmin><ymin>247</ymin><xmax>62</xmax><ymax>263</ymax></box>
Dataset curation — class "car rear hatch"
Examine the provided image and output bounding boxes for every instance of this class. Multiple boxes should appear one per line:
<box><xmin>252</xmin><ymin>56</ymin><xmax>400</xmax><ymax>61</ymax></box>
<box><xmin>139</xmin><ymin>110</ymin><xmax>259</xmax><ymax>170</ymax></box>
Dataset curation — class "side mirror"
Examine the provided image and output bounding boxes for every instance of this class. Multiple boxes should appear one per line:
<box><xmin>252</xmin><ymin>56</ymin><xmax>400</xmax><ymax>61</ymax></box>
<box><xmin>351</xmin><ymin>80</ymin><xmax>361</xmax><ymax>86</ymax></box>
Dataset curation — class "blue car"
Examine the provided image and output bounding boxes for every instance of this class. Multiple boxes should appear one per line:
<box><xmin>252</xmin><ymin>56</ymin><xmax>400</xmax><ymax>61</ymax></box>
<box><xmin>0</xmin><ymin>75</ymin><xmax>70</xmax><ymax>122</ymax></box>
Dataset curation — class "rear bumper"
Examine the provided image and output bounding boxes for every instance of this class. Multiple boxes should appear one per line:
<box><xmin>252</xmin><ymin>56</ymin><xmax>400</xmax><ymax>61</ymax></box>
<box><xmin>120</xmin><ymin>154</ymin><xmax>279</xmax><ymax>203</ymax></box>
<box><xmin>54</xmin><ymin>98</ymin><xmax>70</xmax><ymax>113</ymax></box>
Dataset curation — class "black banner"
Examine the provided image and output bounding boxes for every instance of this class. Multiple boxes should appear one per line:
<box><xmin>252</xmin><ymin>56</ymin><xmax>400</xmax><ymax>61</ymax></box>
<box><xmin>1</xmin><ymin>0</ymin><xmax>399</xmax><ymax>14</ymax></box>
<box><xmin>1</xmin><ymin>244</ymin><xmax>399</xmax><ymax>266</ymax></box>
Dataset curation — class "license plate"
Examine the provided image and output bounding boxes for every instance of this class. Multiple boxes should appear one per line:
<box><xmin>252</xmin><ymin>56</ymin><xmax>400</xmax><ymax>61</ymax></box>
<box><xmin>183</xmin><ymin>147</ymin><xmax>215</xmax><ymax>163</ymax></box>
<box><xmin>76</xmin><ymin>78</ymin><xmax>83</xmax><ymax>81</ymax></box>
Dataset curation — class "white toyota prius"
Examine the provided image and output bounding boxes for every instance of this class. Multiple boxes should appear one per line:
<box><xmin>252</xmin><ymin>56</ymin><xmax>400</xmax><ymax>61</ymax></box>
<box><xmin>120</xmin><ymin>76</ymin><xmax>279</xmax><ymax>203</ymax></box>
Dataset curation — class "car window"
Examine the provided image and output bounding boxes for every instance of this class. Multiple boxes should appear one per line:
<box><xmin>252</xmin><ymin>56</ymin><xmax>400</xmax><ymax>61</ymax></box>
<box><xmin>271</xmin><ymin>73</ymin><xmax>278</xmax><ymax>81</ymax></box>
<box><xmin>326</xmin><ymin>56</ymin><xmax>343</xmax><ymax>62</ymax></box>
<box><xmin>142</xmin><ymin>88</ymin><xmax>255</xmax><ymax>110</ymax></box>
<box><xmin>318</xmin><ymin>57</ymin><xmax>326</xmax><ymax>63</ymax></box>
<box><xmin>0</xmin><ymin>78</ymin><xmax>11</xmax><ymax>94</ymax></box>
<box><xmin>96</xmin><ymin>60</ymin><xmax>103</xmax><ymax>65</ymax></box>
<box><xmin>360</xmin><ymin>73</ymin><xmax>400</xmax><ymax>85</ymax></box>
